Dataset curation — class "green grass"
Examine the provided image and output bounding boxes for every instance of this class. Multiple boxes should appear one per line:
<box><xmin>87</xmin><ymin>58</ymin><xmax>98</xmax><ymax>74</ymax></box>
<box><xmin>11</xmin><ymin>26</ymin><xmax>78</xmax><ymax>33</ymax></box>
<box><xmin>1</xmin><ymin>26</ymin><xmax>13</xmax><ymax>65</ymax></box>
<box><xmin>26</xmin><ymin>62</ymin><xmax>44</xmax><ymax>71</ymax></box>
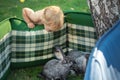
<box><xmin>1</xmin><ymin>0</ymin><xmax>89</xmax><ymax>80</ymax></box>
<box><xmin>0</xmin><ymin>0</ymin><xmax>90</xmax><ymax>21</ymax></box>
<box><xmin>7</xmin><ymin>66</ymin><xmax>42</xmax><ymax>80</ymax></box>
<box><xmin>7</xmin><ymin>65</ymin><xmax>84</xmax><ymax>80</ymax></box>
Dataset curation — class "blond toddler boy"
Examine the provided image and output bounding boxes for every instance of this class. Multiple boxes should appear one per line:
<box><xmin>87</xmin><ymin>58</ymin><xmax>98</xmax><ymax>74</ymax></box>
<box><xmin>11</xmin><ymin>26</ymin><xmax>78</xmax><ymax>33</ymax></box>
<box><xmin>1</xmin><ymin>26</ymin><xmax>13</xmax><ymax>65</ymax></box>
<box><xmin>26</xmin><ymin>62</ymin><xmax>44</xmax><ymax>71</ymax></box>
<box><xmin>22</xmin><ymin>6</ymin><xmax>64</xmax><ymax>32</ymax></box>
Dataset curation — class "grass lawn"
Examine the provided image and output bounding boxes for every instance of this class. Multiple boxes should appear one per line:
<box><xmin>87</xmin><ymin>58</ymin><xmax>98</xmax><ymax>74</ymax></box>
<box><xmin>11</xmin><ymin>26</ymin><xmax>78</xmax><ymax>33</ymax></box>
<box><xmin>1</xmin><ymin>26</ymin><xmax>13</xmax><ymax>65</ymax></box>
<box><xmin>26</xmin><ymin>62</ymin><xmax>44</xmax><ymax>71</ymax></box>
<box><xmin>7</xmin><ymin>65</ymin><xmax>84</xmax><ymax>80</ymax></box>
<box><xmin>1</xmin><ymin>0</ymin><xmax>89</xmax><ymax>80</ymax></box>
<box><xmin>0</xmin><ymin>0</ymin><xmax>90</xmax><ymax>21</ymax></box>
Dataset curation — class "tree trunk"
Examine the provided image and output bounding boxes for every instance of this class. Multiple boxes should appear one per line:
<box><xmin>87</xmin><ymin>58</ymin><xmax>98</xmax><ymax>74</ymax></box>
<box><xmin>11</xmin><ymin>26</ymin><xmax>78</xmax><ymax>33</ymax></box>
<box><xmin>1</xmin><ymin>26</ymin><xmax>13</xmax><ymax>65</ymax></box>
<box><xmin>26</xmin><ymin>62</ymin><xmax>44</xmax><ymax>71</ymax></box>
<box><xmin>88</xmin><ymin>0</ymin><xmax>120</xmax><ymax>38</ymax></box>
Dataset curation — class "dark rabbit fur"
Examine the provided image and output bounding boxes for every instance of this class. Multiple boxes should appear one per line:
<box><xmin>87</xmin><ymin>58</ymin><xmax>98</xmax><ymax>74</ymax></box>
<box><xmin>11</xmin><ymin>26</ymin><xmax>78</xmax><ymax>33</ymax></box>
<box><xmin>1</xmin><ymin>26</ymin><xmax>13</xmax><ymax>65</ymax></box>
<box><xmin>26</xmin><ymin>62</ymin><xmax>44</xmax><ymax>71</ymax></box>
<box><xmin>67</xmin><ymin>50</ymin><xmax>90</xmax><ymax>75</ymax></box>
<box><xmin>38</xmin><ymin>45</ymin><xmax>73</xmax><ymax>80</ymax></box>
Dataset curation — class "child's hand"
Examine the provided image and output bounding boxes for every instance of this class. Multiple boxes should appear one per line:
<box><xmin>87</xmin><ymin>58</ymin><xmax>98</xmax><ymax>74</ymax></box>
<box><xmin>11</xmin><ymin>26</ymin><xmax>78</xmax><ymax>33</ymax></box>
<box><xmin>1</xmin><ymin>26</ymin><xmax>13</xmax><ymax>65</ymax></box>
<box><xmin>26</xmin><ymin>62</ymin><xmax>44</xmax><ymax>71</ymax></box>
<box><xmin>27</xmin><ymin>23</ymin><xmax>35</xmax><ymax>28</ymax></box>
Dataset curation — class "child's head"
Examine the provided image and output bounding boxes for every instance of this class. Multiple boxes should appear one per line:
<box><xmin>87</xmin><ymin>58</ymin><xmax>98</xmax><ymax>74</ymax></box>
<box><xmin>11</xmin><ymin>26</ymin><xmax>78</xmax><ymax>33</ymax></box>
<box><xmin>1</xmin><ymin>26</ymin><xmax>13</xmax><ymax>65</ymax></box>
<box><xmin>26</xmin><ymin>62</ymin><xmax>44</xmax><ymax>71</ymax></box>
<box><xmin>43</xmin><ymin>6</ymin><xmax>64</xmax><ymax>32</ymax></box>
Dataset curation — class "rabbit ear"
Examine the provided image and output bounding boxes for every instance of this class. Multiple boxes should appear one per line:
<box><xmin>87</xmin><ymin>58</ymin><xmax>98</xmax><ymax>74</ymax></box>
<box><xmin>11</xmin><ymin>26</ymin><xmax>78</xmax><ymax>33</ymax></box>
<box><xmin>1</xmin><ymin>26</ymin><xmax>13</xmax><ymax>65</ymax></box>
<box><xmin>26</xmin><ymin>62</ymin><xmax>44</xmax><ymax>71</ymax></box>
<box><xmin>53</xmin><ymin>45</ymin><xmax>65</xmax><ymax>61</ymax></box>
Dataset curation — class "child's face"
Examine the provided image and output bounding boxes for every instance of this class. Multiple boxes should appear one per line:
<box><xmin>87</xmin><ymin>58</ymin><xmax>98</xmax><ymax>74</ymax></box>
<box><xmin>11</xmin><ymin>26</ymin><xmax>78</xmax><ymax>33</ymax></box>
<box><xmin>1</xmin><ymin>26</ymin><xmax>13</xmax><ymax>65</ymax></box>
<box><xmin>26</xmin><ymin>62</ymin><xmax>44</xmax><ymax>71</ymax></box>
<box><xmin>44</xmin><ymin>24</ymin><xmax>53</xmax><ymax>32</ymax></box>
<box><xmin>44</xmin><ymin>23</ymin><xmax>57</xmax><ymax>32</ymax></box>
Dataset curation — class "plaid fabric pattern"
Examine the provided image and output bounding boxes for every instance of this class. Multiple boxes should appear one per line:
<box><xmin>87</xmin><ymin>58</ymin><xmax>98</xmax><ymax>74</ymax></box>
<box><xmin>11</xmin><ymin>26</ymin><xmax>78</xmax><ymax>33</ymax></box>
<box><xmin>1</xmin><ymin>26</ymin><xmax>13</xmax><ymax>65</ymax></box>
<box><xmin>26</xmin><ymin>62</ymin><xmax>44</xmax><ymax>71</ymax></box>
<box><xmin>11</xmin><ymin>24</ymin><xmax>67</xmax><ymax>63</ymax></box>
<box><xmin>0</xmin><ymin>22</ymin><xmax>97</xmax><ymax>80</ymax></box>
<box><xmin>67</xmin><ymin>23</ymin><xmax>97</xmax><ymax>52</ymax></box>
<box><xmin>0</xmin><ymin>33</ymin><xmax>11</xmax><ymax>79</ymax></box>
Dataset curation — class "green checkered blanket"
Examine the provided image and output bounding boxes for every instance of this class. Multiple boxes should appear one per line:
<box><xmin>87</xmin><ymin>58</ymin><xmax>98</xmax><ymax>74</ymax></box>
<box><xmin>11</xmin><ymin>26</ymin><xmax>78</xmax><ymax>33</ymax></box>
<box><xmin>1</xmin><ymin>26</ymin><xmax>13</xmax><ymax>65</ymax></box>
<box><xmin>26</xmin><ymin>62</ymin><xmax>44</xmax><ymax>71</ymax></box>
<box><xmin>9</xmin><ymin>22</ymin><xmax>96</xmax><ymax>63</ymax></box>
<box><xmin>67</xmin><ymin>23</ymin><xmax>96</xmax><ymax>52</ymax></box>
<box><xmin>11</xmin><ymin>24</ymin><xmax>67</xmax><ymax>63</ymax></box>
<box><xmin>0</xmin><ymin>33</ymin><xmax>11</xmax><ymax>79</ymax></box>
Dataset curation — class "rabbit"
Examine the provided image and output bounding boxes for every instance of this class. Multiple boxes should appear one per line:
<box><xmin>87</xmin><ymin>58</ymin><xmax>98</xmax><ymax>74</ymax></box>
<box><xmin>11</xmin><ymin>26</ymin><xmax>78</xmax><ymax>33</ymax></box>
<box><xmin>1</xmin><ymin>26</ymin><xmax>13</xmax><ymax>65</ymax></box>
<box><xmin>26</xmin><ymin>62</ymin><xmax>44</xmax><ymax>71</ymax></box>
<box><xmin>67</xmin><ymin>50</ymin><xmax>90</xmax><ymax>75</ymax></box>
<box><xmin>37</xmin><ymin>45</ymin><xmax>73</xmax><ymax>80</ymax></box>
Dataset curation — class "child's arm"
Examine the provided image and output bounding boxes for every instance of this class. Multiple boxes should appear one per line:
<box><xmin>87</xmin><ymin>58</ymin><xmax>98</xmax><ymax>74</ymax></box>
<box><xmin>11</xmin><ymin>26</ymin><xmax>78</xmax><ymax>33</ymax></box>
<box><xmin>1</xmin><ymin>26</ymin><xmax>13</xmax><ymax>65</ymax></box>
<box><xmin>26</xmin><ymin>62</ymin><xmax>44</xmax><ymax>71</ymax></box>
<box><xmin>22</xmin><ymin>8</ymin><xmax>35</xmax><ymax>28</ymax></box>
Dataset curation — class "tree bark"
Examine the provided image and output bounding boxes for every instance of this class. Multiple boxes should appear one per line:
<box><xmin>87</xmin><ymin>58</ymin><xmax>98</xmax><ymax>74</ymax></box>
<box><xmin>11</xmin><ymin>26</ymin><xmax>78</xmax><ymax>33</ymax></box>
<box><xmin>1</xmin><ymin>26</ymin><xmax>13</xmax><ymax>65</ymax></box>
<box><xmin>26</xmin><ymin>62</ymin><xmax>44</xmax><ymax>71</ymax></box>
<box><xmin>88</xmin><ymin>0</ymin><xmax>120</xmax><ymax>38</ymax></box>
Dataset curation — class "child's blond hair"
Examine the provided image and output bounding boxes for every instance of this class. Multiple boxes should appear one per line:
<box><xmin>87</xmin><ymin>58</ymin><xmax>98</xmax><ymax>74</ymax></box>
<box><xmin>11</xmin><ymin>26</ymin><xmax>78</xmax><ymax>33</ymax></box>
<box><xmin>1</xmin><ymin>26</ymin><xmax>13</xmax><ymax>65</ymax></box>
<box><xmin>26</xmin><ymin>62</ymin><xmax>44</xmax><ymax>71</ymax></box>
<box><xmin>43</xmin><ymin>6</ymin><xmax>64</xmax><ymax>31</ymax></box>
